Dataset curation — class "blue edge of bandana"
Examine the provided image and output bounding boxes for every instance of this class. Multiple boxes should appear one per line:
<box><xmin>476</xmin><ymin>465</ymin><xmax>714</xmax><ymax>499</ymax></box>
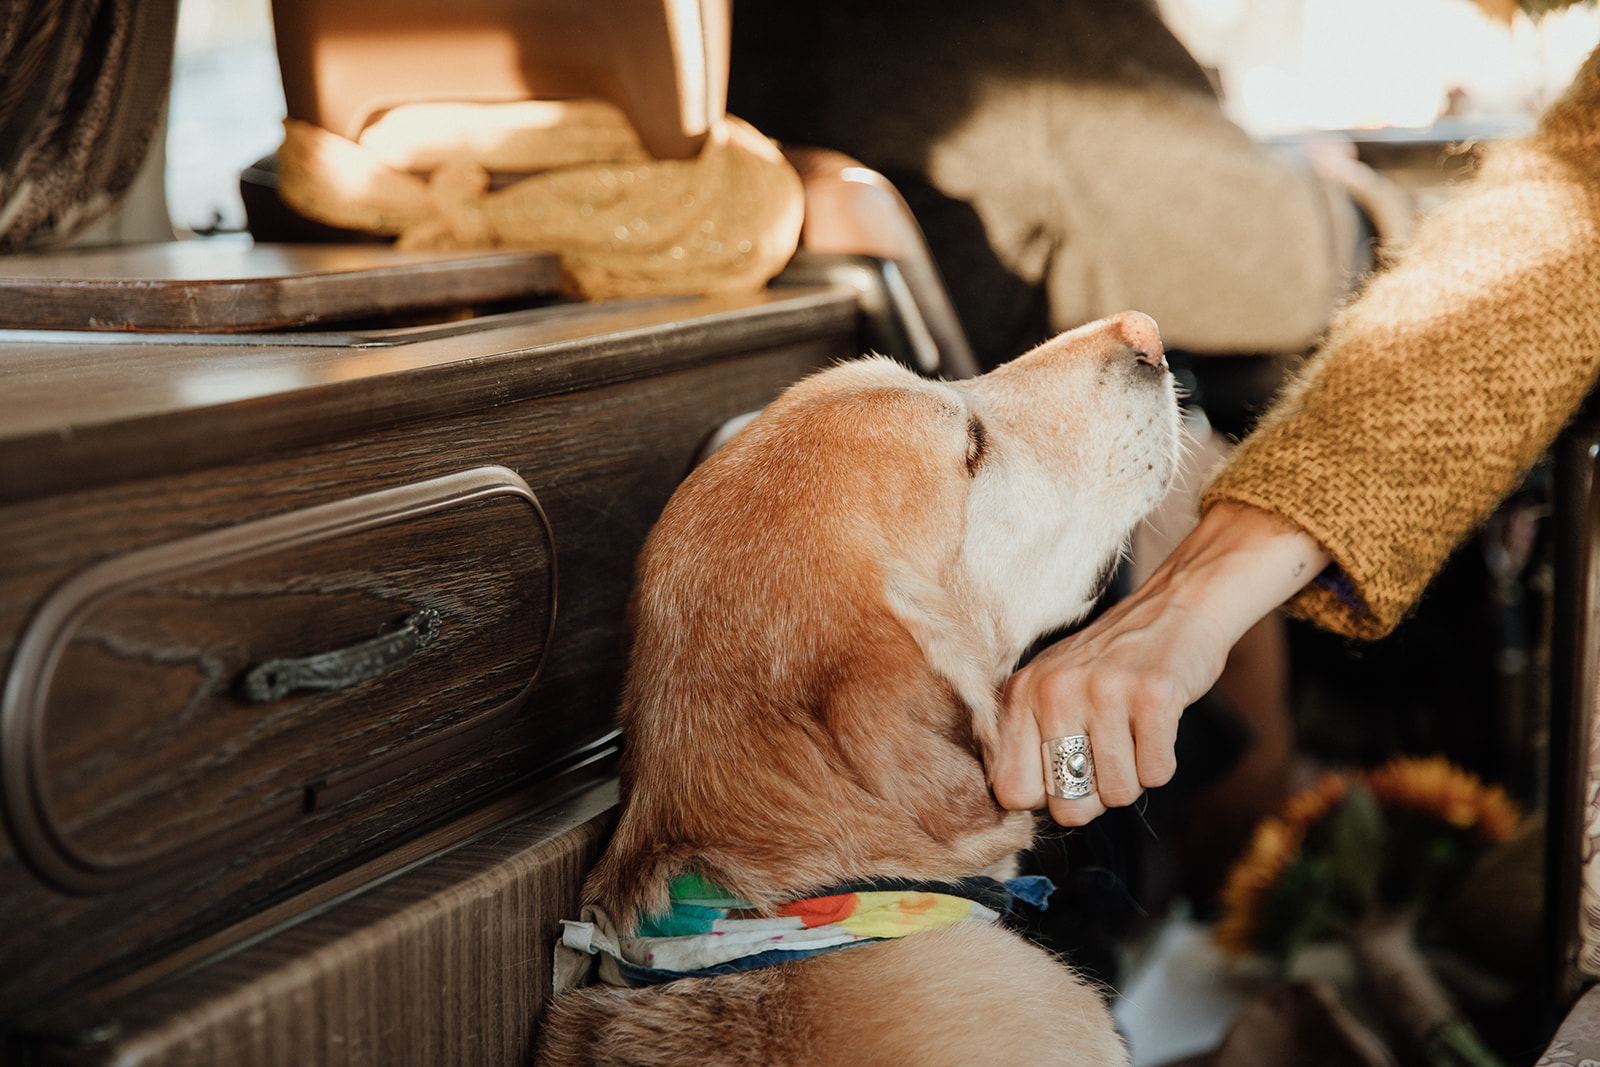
<box><xmin>617</xmin><ymin>874</ymin><xmax>1056</xmax><ymax>986</ymax></box>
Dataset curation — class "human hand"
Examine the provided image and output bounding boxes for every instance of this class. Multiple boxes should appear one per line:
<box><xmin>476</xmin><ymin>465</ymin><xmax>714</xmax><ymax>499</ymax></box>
<box><xmin>988</xmin><ymin>502</ymin><xmax>1329</xmax><ymax>825</ymax></box>
<box><xmin>991</xmin><ymin>587</ymin><xmax>1233</xmax><ymax>825</ymax></box>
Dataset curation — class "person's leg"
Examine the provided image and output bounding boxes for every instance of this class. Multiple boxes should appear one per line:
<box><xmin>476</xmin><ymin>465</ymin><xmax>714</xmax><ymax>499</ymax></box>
<box><xmin>926</xmin><ymin>79</ymin><xmax>1364</xmax><ymax>356</ymax></box>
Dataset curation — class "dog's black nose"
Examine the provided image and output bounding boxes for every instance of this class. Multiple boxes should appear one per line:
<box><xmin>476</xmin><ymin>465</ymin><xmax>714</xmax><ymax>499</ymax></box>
<box><xmin>1111</xmin><ymin>311</ymin><xmax>1166</xmax><ymax>369</ymax></box>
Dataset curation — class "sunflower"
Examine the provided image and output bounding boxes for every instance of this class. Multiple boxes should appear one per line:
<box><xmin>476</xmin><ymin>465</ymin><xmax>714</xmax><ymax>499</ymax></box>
<box><xmin>1214</xmin><ymin>771</ymin><xmax>1353</xmax><ymax>957</ymax></box>
<box><xmin>1214</xmin><ymin>757</ymin><xmax>1525</xmax><ymax>960</ymax></box>
<box><xmin>1282</xmin><ymin>770</ymin><xmax>1356</xmax><ymax>832</ymax></box>
<box><xmin>1364</xmin><ymin>755</ymin><xmax>1522</xmax><ymax>844</ymax></box>
<box><xmin>1214</xmin><ymin>815</ymin><xmax>1303</xmax><ymax>956</ymax></box>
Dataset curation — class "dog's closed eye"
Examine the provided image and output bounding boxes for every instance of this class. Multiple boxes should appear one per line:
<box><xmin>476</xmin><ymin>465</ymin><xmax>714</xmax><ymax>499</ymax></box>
<box><xmin>965</xmin><ymin>414</ymin><xmax>988</xmax><ymax>475</ymax></box>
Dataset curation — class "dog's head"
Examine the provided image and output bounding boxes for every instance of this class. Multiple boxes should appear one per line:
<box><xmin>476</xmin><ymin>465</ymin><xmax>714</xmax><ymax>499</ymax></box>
<box><xmin>587</xmin><ymin>312</ymin><xmax>1180</xmax><ymax>921</ymax></box>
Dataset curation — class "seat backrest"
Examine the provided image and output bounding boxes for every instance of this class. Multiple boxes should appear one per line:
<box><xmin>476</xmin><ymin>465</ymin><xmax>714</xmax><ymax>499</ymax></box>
<box><xmin>783</xmin><ymin>147</ymin><xmax>979</xmax><ymax>379</ymax></box>
<box><xmin>270</xmin><ymin>0</ymin><xmax>728</xmax><ymax>159</ymax></box>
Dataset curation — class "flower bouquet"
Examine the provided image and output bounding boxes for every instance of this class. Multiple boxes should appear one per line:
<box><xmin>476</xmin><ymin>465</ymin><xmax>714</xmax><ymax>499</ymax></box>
<box><xmin>1215</xmin><ymin>755</ymin><xmax>1524</xmax><ymax>1067</ymax></box>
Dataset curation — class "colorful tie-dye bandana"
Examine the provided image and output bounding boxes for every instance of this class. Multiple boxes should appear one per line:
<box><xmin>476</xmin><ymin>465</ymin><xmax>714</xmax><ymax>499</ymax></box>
<box><xmin>558</xmin><ymin>872</ymin><xmax>1053</xmax><ymax>987</ymax></box>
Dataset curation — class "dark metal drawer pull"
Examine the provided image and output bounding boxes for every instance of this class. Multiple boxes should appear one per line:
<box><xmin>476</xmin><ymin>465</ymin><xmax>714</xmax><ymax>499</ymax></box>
<box><xmin>241</xmin><ymin>609</ymin><xmax>442</xmax><ymax>703</ymax></box>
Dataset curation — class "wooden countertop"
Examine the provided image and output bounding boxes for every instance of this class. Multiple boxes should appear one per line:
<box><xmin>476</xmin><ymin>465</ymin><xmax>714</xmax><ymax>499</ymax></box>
<box><xmin>0</xmin><ymin>243</ymin><xmax>565</xmax><ymax>332</ymax></box>
<box><xmin>0</xmin><ymin>285</ymin><xmax>860</xmax><ymax>503</ymax></box>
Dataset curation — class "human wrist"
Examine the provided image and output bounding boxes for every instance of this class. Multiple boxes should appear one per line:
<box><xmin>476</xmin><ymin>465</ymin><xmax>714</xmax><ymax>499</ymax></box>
<box><xmin>1141</xmin><ymin>501</ymin><xmax>1329</xmax><ymax>645</ymax></box>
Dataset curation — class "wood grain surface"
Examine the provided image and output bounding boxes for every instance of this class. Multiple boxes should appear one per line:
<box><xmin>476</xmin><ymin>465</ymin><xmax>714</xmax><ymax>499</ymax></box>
<box><xmin>16</xmin><ymin>479</ymin><xmax>552</xmax><ymax>889</ymax></box>
<box><xmin>25</xmin><ymin>774</ymin><xmax>622</xmax><ymax>1067</ymax></box>
<box><xmin>0</xmin><ymin>287</ymin><xmax>858</xmax><ymax>504</ymax></box>
<box><xmin>0</xmin><ymin>243</ymin><xmax>565</xmax><ymax>332</ymax></box>
<box><xmin>0</xmin><ymin>288</ymin><xmax>857</xmax><ymax>1032</ymax></box>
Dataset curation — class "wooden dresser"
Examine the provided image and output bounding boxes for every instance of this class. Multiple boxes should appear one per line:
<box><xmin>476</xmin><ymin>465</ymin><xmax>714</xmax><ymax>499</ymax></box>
<box><xmin>0</xmin><ymin>246</ymin><xmax>859</xmax><ymax>1064</ymax></box>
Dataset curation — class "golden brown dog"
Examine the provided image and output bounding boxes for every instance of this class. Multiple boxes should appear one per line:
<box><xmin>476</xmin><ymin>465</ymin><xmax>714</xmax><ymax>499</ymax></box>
<box><xmin>539</xmin><ymin>312</ymin><xmax>1179</xmax><ymax>1066</ymax></box>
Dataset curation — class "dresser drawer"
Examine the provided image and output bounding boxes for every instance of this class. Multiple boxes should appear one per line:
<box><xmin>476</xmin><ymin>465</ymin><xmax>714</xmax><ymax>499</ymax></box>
<box><xmin>0</xmin><ymin>287</ymin><xmax>859</xmax><ymax>1028</ymax></box>
<box><xmin>6</xmin><ymin>467</ymin><xmax>554</xmax><ymax>894</ymax></box>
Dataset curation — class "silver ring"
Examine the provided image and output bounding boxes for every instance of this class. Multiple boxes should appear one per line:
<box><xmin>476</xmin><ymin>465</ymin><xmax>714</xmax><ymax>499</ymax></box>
<box><xmin>1043</xmin><ymin>735</ymin><xmax>1095</xmax><ymax>800</ymax></box>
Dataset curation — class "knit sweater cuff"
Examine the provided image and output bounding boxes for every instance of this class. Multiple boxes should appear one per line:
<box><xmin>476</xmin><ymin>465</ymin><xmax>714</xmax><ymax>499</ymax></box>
<box><xmin>1197</xmin><ymin>44</ymin><xmax>1600</xmax><ymax>641</ymax></box>
<box><xmin>1197</xmin><ymin>484</ymin><xmax>1395</xmax><ymax>641</ymax></box>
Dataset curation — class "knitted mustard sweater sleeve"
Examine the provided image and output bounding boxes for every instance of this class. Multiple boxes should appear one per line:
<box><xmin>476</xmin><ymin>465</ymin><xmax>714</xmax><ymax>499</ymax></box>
<box><xmin>1200</xmin><ymin>46</ymin><xmax>1600</xmax><ymax>641</ymax></box>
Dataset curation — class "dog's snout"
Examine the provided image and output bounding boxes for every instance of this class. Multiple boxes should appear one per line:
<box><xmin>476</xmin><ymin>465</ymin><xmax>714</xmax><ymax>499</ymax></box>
<box><xmin>1111</xmin><ymin>311</ymin><xmax>1166</xmax><ymax>369</ymax></box>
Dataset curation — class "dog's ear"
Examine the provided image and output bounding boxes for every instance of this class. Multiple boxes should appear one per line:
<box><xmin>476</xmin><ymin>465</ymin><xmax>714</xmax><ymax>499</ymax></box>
<box><xmin>815</xmin><ymin>614</ymin><xmax>1015</xmax><ymax>852</ymax></box>
<box><xmin>583</xmin><ymin>605</ymin><xmax>1031</xmax><ymax>924</ymax></box>
<box><xmin>881</xmin><ymin>564</ymin><xmax>1005</xmax><ymax>762</ymax></box>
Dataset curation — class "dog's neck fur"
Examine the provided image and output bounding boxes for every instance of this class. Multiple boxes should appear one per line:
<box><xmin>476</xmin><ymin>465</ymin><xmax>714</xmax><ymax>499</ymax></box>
<box><xmin>583</xmin><ymin>583</ymin><xmax>1036</xmax><ymax>927</ymax></box>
